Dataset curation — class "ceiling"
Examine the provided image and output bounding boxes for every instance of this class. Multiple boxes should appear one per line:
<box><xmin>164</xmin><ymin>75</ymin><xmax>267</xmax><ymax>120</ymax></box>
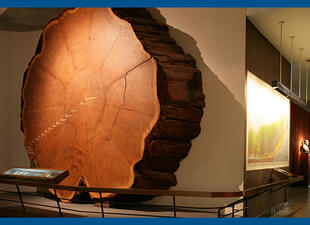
<box><xmin>247</xmin><ymin>8</ymin><xmax>310</xmax><ymax>87</ymax></box>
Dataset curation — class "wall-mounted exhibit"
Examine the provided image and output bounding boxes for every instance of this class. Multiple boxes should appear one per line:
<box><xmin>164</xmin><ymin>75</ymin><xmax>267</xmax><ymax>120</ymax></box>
<box><xmin>246</xmin><ymin>71</ymin><xmax>290</xmax><ymax>171</ymax></box>
<box><xmin>20</xmin><ymin>8</ymin><xmax>205</xmax><ymax>200</ymax></box>
<box><xmin>1</xmin><ymin>6</ymin><xmax>308</xmax><ymax>217</ymax></box>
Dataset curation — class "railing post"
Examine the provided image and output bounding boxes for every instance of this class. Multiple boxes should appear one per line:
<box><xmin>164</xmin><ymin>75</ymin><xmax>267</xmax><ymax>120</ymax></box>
<box><xmin>53</xmin><ymin>189</ymin><xmax>63</xmax><ymax>217</ymax></box>
<box><xmin>99</xmin><ymin>192</ymin><xmax>105</xmax><ymax>218</ymax></box>
<box><xmin>16</xmin><ymin>185</ymin><xmax>25</xmax><ymax>212</ymax></box>
<box><xmin>218</xmin><ymin>208</ymin><xmax>222</xmax><ymax>218</ymax></box>
<box><xmin>172</xmin><ymin>195</ymin><xmax>176</xmax><ymax>217</ymax></box>
<box><xmin>244</xmin><ymin>197</ymin><xmax>248</xmax><ymax>217</ymax></box>
<box><xmin>232</xmin><ymin>203</ymin><xmax>235</xmax><ymax>218</ymax></box>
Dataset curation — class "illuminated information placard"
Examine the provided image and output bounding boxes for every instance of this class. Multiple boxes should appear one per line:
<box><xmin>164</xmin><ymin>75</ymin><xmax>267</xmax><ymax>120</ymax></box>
<box><xmin>0</xmin><ymin>168</ymin><xmax>69</xmax><ymax>184</ymax></box>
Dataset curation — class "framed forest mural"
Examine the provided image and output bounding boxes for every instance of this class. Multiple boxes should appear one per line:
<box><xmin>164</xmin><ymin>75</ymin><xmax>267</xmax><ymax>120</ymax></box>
<box><xmin>246</xmin><ymin>71</ymin><xmax>290</xmax><ymax>170</ymax></box>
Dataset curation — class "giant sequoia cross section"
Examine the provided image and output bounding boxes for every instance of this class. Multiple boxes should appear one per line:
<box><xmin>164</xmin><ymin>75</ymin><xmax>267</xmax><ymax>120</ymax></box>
<box><xmin>21</xmin><ymin>8</ymin><xmax>205</xmax><ymax>201</ymax></box>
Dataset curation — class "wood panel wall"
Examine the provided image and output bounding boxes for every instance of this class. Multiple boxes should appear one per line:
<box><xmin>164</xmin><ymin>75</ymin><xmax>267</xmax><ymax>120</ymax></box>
<box><xmin>290</xmin><ymin>102</ymin><xmax>310</xmax><ymax>180</ymax></box>
<box><xmin>245</xmin><ymin>18</ymin><xmax>291</xmax><ymax>217</ymax></box>
<box><xmin>246</xmin><ymin>19</ymin><xmax>290</xmax><ymax>87</ymax></box>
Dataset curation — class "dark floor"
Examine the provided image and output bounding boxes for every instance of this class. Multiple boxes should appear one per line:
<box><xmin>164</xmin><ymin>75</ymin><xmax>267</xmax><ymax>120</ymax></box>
<box><xmin>272</xmin><ymin>186</ymin><xmax>310</xmax><ymax>217</ymax></box>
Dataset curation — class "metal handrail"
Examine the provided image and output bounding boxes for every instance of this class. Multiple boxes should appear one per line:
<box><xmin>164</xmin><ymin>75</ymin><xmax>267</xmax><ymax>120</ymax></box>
<box><xmin>218</xmin><ymin>175</ymin><xmax>303</xmax><ymax>217</ymax></box>
<box><xmin>0</xmin><ymin>175</ymin><xmax>303</xmax><ymax>218</ymax></box>
<box><xmin>0</xmin><ymin>178</ymin><xmax>243</xmax><ymax>197</ymax></box>
<box><xmin>0</xmin><ymin>175</ymin><xmax>302</xmax><ymax>197</ymax></box>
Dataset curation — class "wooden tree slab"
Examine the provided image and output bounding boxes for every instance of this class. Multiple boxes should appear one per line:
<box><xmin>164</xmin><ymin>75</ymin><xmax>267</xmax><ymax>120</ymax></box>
<box><xmin>21</xmin><ymin>8</ymin><xmax>205</xmax><ymax>201</ymax></box>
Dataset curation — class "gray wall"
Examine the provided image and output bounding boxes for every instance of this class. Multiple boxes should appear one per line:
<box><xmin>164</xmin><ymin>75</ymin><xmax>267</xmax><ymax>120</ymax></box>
<box><xmin>0</xmin><ymin>30</ymin><xmax>41</xmax><ymax>171</ymax></box>
<box><xmin>149</xmin><ymin>8</ymin><xmax>246</xmax><ymax>207</ymax></box>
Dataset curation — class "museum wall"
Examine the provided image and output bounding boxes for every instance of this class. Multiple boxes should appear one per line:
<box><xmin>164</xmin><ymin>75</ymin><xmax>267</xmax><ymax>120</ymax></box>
<box><xmin>245</xmin><ymin>19</ymin><xmax>291</xmax><ymax>216</ymax></box>
<box><xmin>148</xmin><ymin>8</ymin><xmax>246</xmax><ymax>206</ymax></box>
<box><xmin>0</xmin><ymin>9</ymin><xmax>247</xmax><ymax>206</ymax></box>
<box><xmin>0</xmin><ymin>9</ymin><xmax>306</xmax><ymax>215</ymax></box>
<box><xmin>0</xmin><ymin>30</ymin><xmax>41</xmax><ymax>171</ymax></box>
<box><xmin>0</xmin><ymin>31</ymin><xmax>12</xmax><ymax>171</ymax></box>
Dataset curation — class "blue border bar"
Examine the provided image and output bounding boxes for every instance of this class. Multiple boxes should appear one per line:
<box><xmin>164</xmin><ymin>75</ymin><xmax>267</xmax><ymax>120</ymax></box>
<box><xmin>1</xmin><ymin>0</ymin><xmax>310</xmax><ymax>7</ymax></box>
<box><xmin>1</xmin><ymin>218</ymin><xmax>310</xmax><ymax>225</ymax></box>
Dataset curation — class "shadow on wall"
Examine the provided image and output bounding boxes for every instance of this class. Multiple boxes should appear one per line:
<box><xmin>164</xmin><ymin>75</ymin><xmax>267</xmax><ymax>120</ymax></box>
<box><xmin>0</xmin><ymin>30</ymin><xmax>42</xmax><ymax>173</ymax></box>
<box><xmin>0</xmin><ymin>65</ymin><xmax>11</xmax><ymax>171</ymax></box>
<box><xmin>147</xmin><ymin>8</ymin><xmax>245</xmax><ymax>206</ymax></box>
